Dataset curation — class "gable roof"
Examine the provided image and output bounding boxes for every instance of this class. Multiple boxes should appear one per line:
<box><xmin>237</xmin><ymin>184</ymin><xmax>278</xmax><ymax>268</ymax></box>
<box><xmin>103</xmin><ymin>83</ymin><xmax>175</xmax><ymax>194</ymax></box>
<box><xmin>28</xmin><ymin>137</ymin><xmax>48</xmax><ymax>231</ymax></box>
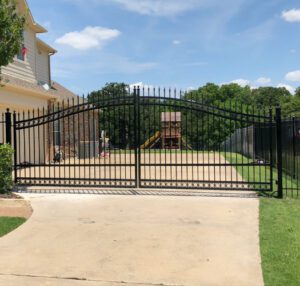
<box><xmin>37</xmin><ymin>39</ymin><xmax>57</xmax><ymax>54</ymax></box>
<box><xmin>17</xmin><ymin>0</ymin><xmax>47</xmax><ymax>33</ymax></box>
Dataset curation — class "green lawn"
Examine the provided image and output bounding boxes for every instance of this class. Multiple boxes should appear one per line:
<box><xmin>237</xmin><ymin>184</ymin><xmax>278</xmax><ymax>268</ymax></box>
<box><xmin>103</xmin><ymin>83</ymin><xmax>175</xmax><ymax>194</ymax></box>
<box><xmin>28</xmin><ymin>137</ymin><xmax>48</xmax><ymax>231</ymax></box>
<box><xmin>223</xmin><ymin>152</ymin><xmax>299</xmax><ymax>198</ymax></box>
<box><xmin>260</xmin><ymin>199</ymin><xmax>300</xmax><ymax>286</ymax></box>
<box><xmin>0</xmin><ymin>217</ymin><xmax>26</xmax><ymax>237</ymax></box>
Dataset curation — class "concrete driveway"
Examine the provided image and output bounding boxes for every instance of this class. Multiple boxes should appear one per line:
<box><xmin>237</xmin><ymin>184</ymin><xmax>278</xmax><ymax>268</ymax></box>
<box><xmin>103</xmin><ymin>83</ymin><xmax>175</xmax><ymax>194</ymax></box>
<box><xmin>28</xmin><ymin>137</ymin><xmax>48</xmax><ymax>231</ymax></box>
<box><xmin>0</xmin><ymin>193</ymin><xmax>263</xmax><ymax>286</ymax></box>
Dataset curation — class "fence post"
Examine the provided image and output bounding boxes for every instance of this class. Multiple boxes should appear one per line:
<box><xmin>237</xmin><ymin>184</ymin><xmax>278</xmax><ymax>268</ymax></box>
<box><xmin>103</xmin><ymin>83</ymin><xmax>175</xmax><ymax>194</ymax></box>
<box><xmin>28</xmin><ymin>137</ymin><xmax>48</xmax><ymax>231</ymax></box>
<box><xmin>292</xmin><ymin>117</ymin><xmax>296</xmax><ymax>179</ymax></box>
<box><xmin>5</xmin><ymin>109</ymin><xmax>12</xmax><ymax>145</ymax></box>
<box><xmin>133</xmin><ymin>87</ymin><xmax>141</xmax><ymax>188</ymax></box>
<box><xmin>275</xmin><ymin>106</ymin><xmax>283</xmax><ymax>198</ymax></box>
<box><xmin>13</xmin><ymin>112</ymin><xmax>18</xmax><ymax>184</ymax></box>
<box><xmin>269</xmin><ymin>108</ymin><xmax>273</xmax><ymax>194</ymax></box>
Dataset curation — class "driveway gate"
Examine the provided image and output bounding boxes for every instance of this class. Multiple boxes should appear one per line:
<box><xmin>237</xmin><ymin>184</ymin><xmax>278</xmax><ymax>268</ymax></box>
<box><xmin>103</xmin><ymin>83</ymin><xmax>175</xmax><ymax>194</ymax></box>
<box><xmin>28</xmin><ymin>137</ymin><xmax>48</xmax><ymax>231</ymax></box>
<box><xmin>8</xmin><ymin>87</ymin><xmax>278</xmax><ymax>193</ymax></box>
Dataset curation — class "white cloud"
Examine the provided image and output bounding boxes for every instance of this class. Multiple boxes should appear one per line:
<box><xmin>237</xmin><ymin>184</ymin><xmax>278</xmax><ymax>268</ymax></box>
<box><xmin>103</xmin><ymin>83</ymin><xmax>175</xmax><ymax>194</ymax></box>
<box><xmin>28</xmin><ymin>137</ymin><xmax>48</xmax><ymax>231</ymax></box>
<box><xmin>70</xmin><ymin>0</ymin><xmax>246</xmax><ymax>18</ymax></box>
<box><xmin>220</xmin><ymin>79</ymin><xmax>295</xmax><ymax>94</ymax></box>
<box><xmin>285</xmin><ymin>70</ymin><xmax>300</xmax><ymax>82</ymax></box>
<box><xmin>129</xmin><ymin>82</ymin><xmax>155</xmax><ymax>90</ymax></box>
<box><xmin>277</xmin><ymin>83</ymin><xmax>295</xmax><ymax>94</ymax></box>
<box><xmin>55</xmin><ymin>26</ymin><xmax>121</xmax><ymax>50</ymax></box>
<box><xmin>256</xmin><ymin>77</ymin><xmax>271</xmax><ymax>84</ymax></box>
<box><xmin>129</xmin><ymin>82</ymin><xmax>143</xmax><ymax>88</ymax></box>
<box><xmin>231</xmin><ymin>79</ymin><xmax>250</xmax><ymax>87</ymax></box>
<box><xmin>109</xmin><ymin>0</ymin><xmax>204</xmax><ymax>16</ymax></box>
<box><xmin>173</xmin><ymin>40</ymin><xmax>181</xmax><ymax>45</ymax></box>
<box><xmin>282</xmin><ymin>9</ymin><xmax>300</xmax><ymax>22</ymax></box>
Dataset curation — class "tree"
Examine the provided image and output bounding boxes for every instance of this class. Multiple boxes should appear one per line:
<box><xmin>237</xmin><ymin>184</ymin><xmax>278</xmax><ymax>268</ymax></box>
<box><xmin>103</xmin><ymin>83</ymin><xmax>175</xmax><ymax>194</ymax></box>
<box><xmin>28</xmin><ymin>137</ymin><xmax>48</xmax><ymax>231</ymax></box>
<box><xmin>251</xmin><ymin>87</ymin><xmax>292</xmax><ymax>109</ymax></box>
<box><xmin>87</xmin><ymin>82</ymin><xmax>299</xmax><ymax>151</ymax></box>
<box><xmin>295</xmin><ymin>87</ymin><xmax>300</xmax><ymax>98</ymax></box>
<box><xmin>220</xmin><ymin>84</ymin><xmax>252</xmax><ymax>105</ymax></box>
<box><xmin>282</xmin><ymin>95</ymin><xmax>300</xmax><ymax>117</ymax></box>
<box><xmin>0</xmin><ymin>0</ymin><xmax>24</xmax><ymax>71</ymax></box>
<box><xmin>88</xmin><ymin>83</ymin><xmax>135</xmax><ymax>149</ymax></box>
<box><xmin>184</xmin><ymin>83</ymin><xmax>222</xmax><ymax>106</ymax></box>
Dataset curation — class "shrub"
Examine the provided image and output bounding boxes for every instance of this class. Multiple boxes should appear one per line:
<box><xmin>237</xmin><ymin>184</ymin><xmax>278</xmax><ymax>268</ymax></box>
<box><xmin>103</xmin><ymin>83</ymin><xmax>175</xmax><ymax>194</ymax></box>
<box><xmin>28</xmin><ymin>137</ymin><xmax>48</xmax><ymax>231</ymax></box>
<box><xmin>0</xmin><ymin>144</ymin><xmax>14</xmax><ymax>194</ymax></box>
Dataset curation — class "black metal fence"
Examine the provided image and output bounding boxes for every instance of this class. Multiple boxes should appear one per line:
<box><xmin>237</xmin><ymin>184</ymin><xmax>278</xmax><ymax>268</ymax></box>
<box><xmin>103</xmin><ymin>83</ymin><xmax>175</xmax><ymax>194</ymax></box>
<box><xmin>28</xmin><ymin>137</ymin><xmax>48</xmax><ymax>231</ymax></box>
<box><xmin>0</xmin><ymin>87</ymin><xmax>273</xmax><ymax>193</ymax></box>
<box><xmin>1</xmin><ymin>87</ymin><xmax>299</xmax><ymax>198</ymax></box>
<box><xmin>255</xmin><ymin>118</ymin><xmax>299</xmax><ymax>198</ymax></box>
<box><xmin>224</xmin><ymin>116</ymin><xmax>300</xmax><ymax>198</ymax></box>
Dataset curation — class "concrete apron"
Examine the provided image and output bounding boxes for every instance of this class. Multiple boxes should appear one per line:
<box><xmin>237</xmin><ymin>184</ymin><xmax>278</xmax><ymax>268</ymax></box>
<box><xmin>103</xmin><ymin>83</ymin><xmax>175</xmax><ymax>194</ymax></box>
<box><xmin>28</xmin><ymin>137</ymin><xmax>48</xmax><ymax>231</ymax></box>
<box><xmin>0</xmin><ymin>194</ymin><xmax>264</xmax><ymax>286</ymax></box>
<box><xmin>17</xmin><ymin>186</ymin><xmax>259</xmax><ymax>198</ymax></box>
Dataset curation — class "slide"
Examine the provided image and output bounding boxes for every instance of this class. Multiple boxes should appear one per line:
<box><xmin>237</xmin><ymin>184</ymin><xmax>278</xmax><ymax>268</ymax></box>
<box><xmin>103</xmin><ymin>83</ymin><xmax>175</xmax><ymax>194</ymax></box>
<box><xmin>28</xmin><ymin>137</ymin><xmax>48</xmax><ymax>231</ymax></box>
<box><xmin>140</xmin><ymin>131</ymin><xmax>161</xmax><ymax>149</ymax></box>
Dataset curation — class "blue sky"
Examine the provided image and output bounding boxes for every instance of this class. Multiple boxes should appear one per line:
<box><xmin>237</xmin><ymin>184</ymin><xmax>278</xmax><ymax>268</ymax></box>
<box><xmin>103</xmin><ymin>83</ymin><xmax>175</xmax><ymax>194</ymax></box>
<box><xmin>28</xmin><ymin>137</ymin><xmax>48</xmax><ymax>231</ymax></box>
<box><xmin>27</xmin><ymin>0</ymin><xmax>300</xmax><ymax>95</ymax></box>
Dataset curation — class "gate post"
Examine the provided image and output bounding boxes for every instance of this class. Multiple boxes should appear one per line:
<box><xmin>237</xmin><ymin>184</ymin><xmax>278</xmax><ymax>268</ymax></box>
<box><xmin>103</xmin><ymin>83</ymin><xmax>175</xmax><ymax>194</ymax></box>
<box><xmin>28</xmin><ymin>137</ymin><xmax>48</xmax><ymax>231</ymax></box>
<box><xmin>275</xmin><ymin>106</ymin><xmax>283</xmax><ymax>198</ymax></box>
<box><xmin>134</xmin><ymin>86</ymin><xmax>141</xmax><ymax>188</ymax></box>
<box><xmin>5</xmin><ymin>109</ymin><xmax>12</xmax><ymax>145</ymax></box>
<box><xmin>269</xmin><ymin>108</ymin><xmax>273</xmax><ymax>194</ymax></box>
<box><xmin>13</xmin><ymin>112</ymin><xmax>18</xmax><ymax>184</ymax></box>
<box><xmin>292</xmin><ymin>117</ymin><xmax>296</xmax><ymax>179</ymax></box>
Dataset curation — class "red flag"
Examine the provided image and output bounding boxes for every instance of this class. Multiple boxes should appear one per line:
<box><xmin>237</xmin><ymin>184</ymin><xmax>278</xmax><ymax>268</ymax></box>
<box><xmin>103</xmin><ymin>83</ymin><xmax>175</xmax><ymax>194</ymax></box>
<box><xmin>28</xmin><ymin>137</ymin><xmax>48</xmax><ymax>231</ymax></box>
<box><xmin>21</xmin><ymin>46</ymin><xmax>28</xmax><ymax>56</ymax></box>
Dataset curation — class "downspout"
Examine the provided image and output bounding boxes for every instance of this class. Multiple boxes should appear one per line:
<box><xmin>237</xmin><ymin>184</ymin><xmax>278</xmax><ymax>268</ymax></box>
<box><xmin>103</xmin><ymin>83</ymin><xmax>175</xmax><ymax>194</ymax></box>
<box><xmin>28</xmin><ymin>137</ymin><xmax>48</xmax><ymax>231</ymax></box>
<box><xmin>48</xmin><ymin>53</ymin><xmax>53</xmax><ymax>86</ymax></box>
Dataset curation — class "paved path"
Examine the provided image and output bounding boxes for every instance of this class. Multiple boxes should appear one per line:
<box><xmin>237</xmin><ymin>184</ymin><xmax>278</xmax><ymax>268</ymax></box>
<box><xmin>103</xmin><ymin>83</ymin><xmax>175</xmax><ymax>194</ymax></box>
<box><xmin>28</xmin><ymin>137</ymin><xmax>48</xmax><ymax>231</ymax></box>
<box><xmin>0</xmin><ymin>194</ymin><xmax>263</xmax><ymax>286</ymax></box>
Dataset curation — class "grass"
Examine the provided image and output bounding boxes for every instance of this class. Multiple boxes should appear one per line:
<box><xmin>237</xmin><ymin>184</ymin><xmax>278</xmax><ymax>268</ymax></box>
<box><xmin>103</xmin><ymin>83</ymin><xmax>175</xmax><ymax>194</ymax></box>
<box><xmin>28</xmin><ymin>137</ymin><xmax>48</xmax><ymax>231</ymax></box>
<box><xmin>260</xmin><ymin>198</ymin><xmax>300</xmax><ymax>286</ymax></box>
<box><xmin>0</xmin><ymin>217</ymin><xmax>26</xmax><ymax>237</ymax></box>
<box><xmin>223</xmin><ymin>152</ymin><xmax>299</xmax><ymax>198</ymax></box>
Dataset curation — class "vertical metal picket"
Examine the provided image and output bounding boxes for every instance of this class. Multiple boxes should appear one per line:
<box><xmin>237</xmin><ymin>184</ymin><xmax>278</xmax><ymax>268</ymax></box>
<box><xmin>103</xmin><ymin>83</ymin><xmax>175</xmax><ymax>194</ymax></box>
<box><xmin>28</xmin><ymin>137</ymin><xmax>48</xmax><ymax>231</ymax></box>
<box><xmin>276</xmin><ymin>106</ymin><xmax>283</xmax><ymax>198</ymax></box>
<box><xmin>5</xmin><ymin>109</ymin><xmax>12</xmax><ymax>145</ymax></box>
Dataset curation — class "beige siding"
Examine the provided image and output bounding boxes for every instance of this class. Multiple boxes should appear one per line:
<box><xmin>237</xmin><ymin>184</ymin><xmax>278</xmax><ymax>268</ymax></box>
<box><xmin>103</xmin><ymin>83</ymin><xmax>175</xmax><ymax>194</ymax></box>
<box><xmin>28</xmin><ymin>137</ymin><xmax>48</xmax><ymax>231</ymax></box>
<box><xmin>0</xmin><ymin>88</ymin><xmax>49</xmax><ymax>164</ymax></box>
<box><xmin>0</xmin><ymin>89</ymin><xmax>49</xmax><ymax>112</ymax></box>
<box><xmin>2</xmin><ymin>28</ymin><xmax>37</xmax><ymax>83</ymax></box>
<box><xmin>36</xmin><ymin>49</ymin><xmax>50</xmax><ymax>85</ymax></box>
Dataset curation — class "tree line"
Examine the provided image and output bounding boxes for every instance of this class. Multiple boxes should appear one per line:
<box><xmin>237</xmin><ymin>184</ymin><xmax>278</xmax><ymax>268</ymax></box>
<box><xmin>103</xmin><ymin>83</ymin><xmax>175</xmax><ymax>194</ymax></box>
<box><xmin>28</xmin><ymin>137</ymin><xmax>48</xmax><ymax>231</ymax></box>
<box><xmin>88</xmin><ymin>82</ymin><xmax>300</xmax><ymax>150</ymax></box>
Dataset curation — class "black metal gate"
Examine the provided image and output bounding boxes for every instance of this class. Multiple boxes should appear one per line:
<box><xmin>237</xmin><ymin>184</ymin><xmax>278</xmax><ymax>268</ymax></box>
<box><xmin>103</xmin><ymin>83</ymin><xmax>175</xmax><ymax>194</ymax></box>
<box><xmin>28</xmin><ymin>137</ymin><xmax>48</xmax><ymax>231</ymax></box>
<box><xmin>9</xmin><ymin>87</ymin><xmax>276</xmax><ymax>192</ymax></box>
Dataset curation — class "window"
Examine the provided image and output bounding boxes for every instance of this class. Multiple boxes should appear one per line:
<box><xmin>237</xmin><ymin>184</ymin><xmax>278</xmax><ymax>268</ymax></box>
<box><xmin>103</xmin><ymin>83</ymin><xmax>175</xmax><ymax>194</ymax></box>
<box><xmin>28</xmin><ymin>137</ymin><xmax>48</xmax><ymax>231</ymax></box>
<box><xmin>16</xmin><ymin>34</ymin><xmax>27</xmax><ymax>61</ymax></box>
<box><xmin>16</xmin><ymin>48</ymin><xmax>25</xmax><ymax>61</ymax></box>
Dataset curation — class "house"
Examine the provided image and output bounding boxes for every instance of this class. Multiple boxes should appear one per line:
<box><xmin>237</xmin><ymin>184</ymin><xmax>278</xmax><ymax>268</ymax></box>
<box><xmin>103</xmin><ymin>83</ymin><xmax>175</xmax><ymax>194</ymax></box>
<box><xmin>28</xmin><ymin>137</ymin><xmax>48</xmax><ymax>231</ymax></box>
<box><xmin>0</xmin><ymin>0</ymin><xmax>78</xmax><ymax>113</ymax></box>
<box><xmin>0</xmin><ymin>0</ymin><xmax>100</xmax><ymax>164</ymax></box>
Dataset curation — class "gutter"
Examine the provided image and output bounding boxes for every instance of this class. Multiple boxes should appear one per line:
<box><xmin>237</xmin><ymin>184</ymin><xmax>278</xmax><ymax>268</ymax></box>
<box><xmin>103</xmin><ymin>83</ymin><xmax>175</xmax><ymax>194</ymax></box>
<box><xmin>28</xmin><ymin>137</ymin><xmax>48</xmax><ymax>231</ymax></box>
<box><xmin>3</xmin><ymin>82</ymin><xmax>59</xmax><ymax>100</ymax></box>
